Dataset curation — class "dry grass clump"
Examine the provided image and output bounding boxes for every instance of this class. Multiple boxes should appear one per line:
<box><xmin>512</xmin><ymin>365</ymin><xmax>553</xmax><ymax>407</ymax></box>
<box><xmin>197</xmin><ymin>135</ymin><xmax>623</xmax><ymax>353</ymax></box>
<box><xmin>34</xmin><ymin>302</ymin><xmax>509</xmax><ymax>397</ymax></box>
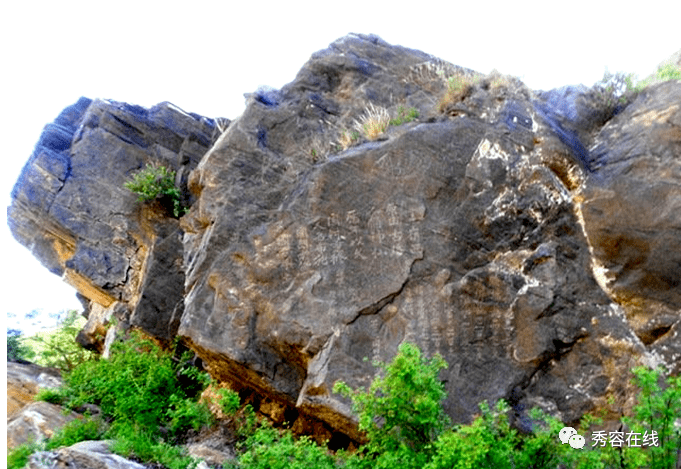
<box><xmin>300</xmin><ymin>132</ymin><xmax>335</xmax><ymax>163</ymax></box>
<box><xmin>335</xmin><ymin>128</ymin><xmax>361</xmax><ymax>151</ymax></box>
<box><xmin>407</xmin><ymin>60</ymin><xmax>458</xmax><ymax>91</ymax></box>
<box><xmin>486</xmin><ymin>69</ymin><xmax>514</xmax><ymax>91</ymax></box>
<box><xmin>354</xmin><ymin>102</ymin><xmax>391</xmax><ymax>140</ymax></box>
<box><xmin>438</xmin><ymin>72</ymin><xmax>480</xmax><ymax>113</ymax></box>
<box><xmin>333</xmin><ymin>103</ymin><xmax>418</xmax><ymax>153</ymax></box>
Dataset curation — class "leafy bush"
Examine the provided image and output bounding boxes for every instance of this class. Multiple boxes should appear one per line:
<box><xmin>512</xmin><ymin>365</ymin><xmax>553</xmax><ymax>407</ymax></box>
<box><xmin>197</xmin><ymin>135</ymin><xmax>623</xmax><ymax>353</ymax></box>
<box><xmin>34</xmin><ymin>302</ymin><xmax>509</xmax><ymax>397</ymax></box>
<box><xmin>45</xmin><ymin>416</ymin><xmax>108</xmax><ymax>450</ymax></box>
<box><xmin>13</xmin><ymin>331</ymin><xmax>680</xmax><ymax>469</ymax></box>
<box><xmin>35</xmin><ymin>387</ymin><xmax>66</xmax><ymax>405</ymax></box>
<box><xmin>235</xmin><ymin>404</ymin><xmax>259</xmax><ymax>440</ymax></box>
<box><xmin>62</xmin><ymin>333</ymin><xmax>177</xmax><ymax>429</ymax></box>
<box><xmin>29</xmin><ymin>331</ymin><xmax>212</xmax><ymax>466</ymax></box>
<box><xmin>636</xmin><ymin>63</ymin><xmax>681</xmax><ymax>90</ymax></box>
<box><xmin>230</xmin><ymin>426</ymin><xmax>337</xmax><ymax>469</ymax></box>
<box><xmin>11</xmin><ymin>329</ymin><xmax>213</xmax><ymax>468</ymax></box>
<box><xmin>334</xmin><ymin>342</ymin><xmax>449</xmax><ymax>465</ymax></box>
<box><xmin>330</xmin><ymin>342</ymin><xmax>681</xmax><ymax>469</ymax></box>
<box><xmin>124</xmin><ymin>163</ymin><xmax>184</xmax><ymax>217</ymax></box>
<box><xmin>109</xmin><ymin>421</ymin><xmax>199</xmax><ymax>469</ymax></box>
<box><xmin>166</xmin><ymin>394</ymin><xmax>214</xmax><ymax>439</ymax></box>
<box><xmin>425</xmin><ymin>400</ymin><xmax>518</xmax><ymax>469</ymax></box>
<box><xmin>63</xmin><ymin>332</ymin><xmax>212</xmax><ymax>436</ymax></box>
<box><xmin>8</xmin><ymin>440</ymin><xmax>41</xmax><ymax>469</ymax></box>
<box><xmin>23</xmin><ymin>310</ymin><xmax>96</xmax><ymax>372</ymax></box>
<box><xmin>654</xmin><ymin>63</ymin><xmax>681</xmax><ymax>81</ymax></box>
<box><xmin>6</xmin><ymin>328</ymin><xmax>34</xmax><ymax>362</ymax></box>
<box><xmin>218</xmin><ymin>388</ymin><xmax>242</xmax><ymax>416</ymax></box>
<box><xmin>622</xmin><ymin>365</ymin><xmax>681</xmax><ymax>469</ymax></box>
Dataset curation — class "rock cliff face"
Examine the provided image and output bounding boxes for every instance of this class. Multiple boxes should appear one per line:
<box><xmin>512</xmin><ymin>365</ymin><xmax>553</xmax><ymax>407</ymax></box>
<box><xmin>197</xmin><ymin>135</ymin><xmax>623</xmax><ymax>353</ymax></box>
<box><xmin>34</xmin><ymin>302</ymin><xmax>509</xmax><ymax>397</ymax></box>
<box><xmin>8</xmin><ymin>98</ymin><xmax>224</xmax><ymax>347</ymax></box>
<box><xmin>8</xmin><ymin>34</ymin><xmax>680</xmax><ymax>440</ymax></box>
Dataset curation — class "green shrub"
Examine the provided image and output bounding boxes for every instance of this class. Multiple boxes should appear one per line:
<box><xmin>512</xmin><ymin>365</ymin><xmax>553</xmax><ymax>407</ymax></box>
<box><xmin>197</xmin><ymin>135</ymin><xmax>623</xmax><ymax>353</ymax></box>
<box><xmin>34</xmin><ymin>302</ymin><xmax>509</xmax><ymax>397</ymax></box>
<box><xmin>14</xmin><ymin>332</ymin><xmax>679</xmax><ymax>469</ymax></box>
<box><xmin>35</xmin><ymin>388</ymin><xmax>66</xmax><ymax>405</ymax></box>
<box><xmin>218</xmin><ymin>388</ymin><xmax>242</xmax><ymax>416</ymax></box>
<box><xmin>622</xmin><ymin>365</ymin><xmax>681</xmax><ymax>469</ymax></box>
<box><xmin>334</xmin><ymin>342</ymin><xmax>449</xmax><ymax>462</ymax></box>
<box><xmin>6</xmin><ymin>328</ymin><xmax>35</xmax><ymax>362</ymax></box>
<box><xmin>24</xmin><ymin>310</ymin><xmax>96</xmax><ymax>372</ymax></box>
<box><xmin>235</xmin><ymin>404</ymin><xmax>259</xmax><ymax>440</ymax></box>
<box><xmin>12</xmin><ymin>332</ymin><xmax>219</xmax><ymax>468</ymax></box>
<box><xmin>513</xmin><ymin>406</ymin><xmax>577</xmax><ymax>469</ymax></box>
<box><xmin>333</xmin><ymin>343</ymin><xmax>681</xmax><ymax>469</ymax></box>
<box><xmin>124</xmin><ymin>163</ymin><xmax>184</xmax><ymax>217</ymax></box>
<box><xmin>425</xmin><ymin>400</ymin><xmax>518</xmax><ymax>469</ymax></box>
<box><xmin>61</xmin><ymin>332</ymin><xmax>180</xmax><ymax>430</ymax></box>
<box><xmin>655</xmin><ymin>63</ymin><xmax>681</xmax><ymax>81</ymax></box>
<box><xmin>51</xmin><ymin>332</ymin><xmax>211</xmax><ymax>465</ymax></box>
<box><xmin>166</xmin><ymin>394</ymin><xmax>213</xmax><ymax>439</ymax></box>
<box><xmin>8</xmin><ymin>440</ymin><xmax>42</xmax><ymax>469</ymax></box>
<box><xmin>232</xmin><ymin>426</ymin><xmax>337</xmax><ymax>469</ymax></box>
<box><xmin>389</xmin><ymin>106</ymin><xmax>419</xmax><ymax>126</ymax></box>
<box><xmin>109</xmin><ymin>421</ymin><xmax>199</xmax><ymax>469</ymax></box>
<box><xmin>175</xmin><ymin>348</ymin><xmax>212</xmax><ymax>398</ymax></box>
<box><xmin>45</xmin><ymin>416</ymin><xmax>108</xmax><ymax>450</ymax></box>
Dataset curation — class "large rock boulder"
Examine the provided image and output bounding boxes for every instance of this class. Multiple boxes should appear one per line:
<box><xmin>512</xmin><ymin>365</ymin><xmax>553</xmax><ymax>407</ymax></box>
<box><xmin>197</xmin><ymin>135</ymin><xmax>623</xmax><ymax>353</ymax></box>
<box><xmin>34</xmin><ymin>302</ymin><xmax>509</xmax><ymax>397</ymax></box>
<box><xmin>7</xmin><ymin>361</ymin><xmax>62</xmax><ymax>419</ymax></box>
<box><xmin>580</xmin><ymin>80</ymin><xmax>681</xmax><ymax>368</ymax></box>
<box><xmin>27</xmin><ymin>440</ymin><xmax>147</xmax><ymax>469</ymax></box>
<box><xmin>7</xmin><ymin>34</ymin><xmax>680</xmax><ymax>439</ymax></box>
<box><xmin>7</xmin><ymin>401</ymin><xmax>79</xmax><ymax>449</ymax></box>
<box><xmin>8</xmin><ymin>98</ymin><xmax>224</xmax><ymax>347</ymax></box>
<box><xmin>178</xmin><ymin>33</ymin><xmax>678</xmax><ymax>436</ymax></box>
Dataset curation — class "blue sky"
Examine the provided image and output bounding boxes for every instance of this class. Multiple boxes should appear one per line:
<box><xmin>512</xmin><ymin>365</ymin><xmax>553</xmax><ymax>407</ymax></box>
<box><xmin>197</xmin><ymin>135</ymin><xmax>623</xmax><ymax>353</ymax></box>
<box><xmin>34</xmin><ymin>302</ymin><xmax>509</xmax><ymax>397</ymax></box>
<box><xmin>2</xmin><ymin>0</ymin><xmax>679</xmax><ymax>335</ymax></box>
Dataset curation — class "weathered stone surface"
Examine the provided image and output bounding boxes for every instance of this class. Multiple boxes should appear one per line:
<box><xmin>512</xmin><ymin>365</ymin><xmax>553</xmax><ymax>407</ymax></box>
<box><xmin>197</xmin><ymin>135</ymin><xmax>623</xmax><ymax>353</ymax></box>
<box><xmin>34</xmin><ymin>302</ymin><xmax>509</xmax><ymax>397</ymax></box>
<box><xmin>185</xmin><ymin>441</ymin><xmax>235</xmax><ymax>467</ymax></box>
<box><xmin>8</xmin><ymin>98</ymin><xmax>223</xmax><ymax>346</ymax></box>
<box><xmin>7</xmin><ymin>361</ymin><xmax>62</xmax><ymax>419</ymax></box>
<box><xmin>178</xmin><ymin>33</ymin><xmax>677</xmax><ymax>436</ymax></box>
<box><xmin>580</xmin><ymin>81</ymin><xmax>681</xmax><ymax>372</ymax></box>
<box><xmin>28</xmin><ymin>440</ymin><xmax>147</xmax><ymax>469</ymax></box>
<box><xmin>8</xmin><ymin>33</ymin><xmax>680</xmax><ymax>440</ymax></box>
<box><xmin>7</xmin><ymin>401</ymin><xmax>78</xmax><ymax>449</ymax></box>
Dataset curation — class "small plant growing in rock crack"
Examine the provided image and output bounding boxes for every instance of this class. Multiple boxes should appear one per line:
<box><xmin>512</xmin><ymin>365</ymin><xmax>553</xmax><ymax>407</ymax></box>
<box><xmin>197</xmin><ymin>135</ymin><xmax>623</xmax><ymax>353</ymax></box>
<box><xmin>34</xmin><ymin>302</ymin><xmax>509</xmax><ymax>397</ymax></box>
<box><xmin>438</xmin><ymin>73</ymin><xmax>480</xmax><ymax>112</ymax></box>
<box><xmin>389</xmin><ymin>106</ymin><xmax>419</xmax><ymax>126</ymax></box>
<box><xmin>336</xmin><ymin>129</ymin><xmax>362</xmax><ymax>150</ymax></box>
<box><xmin>124</xmin><ymin>163</ymin><xmax>185</xmax><ymax>218</ymax></box>
<box><xmin>591</xmin><ymin>70</ymin><xmax>639</xmax><ymax>121</ymax></box>
<box><xmin>354</xmin><ymin>103</ymin><xmax>391</xmax><ymax>140</ymax></box>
